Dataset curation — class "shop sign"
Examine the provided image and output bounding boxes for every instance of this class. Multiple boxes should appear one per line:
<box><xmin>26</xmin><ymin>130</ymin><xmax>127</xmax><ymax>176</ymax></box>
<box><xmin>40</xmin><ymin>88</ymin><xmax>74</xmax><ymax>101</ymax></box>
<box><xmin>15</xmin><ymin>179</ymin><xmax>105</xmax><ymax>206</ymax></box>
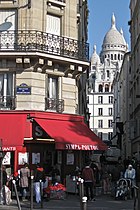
<box><xmin>16</xmin><ymin>83</ymin><xmax>31</xmax><ymax>95</ymax></box>
<box><xmin>33</xmin><ymin>123</ymin><xmax>50</xmax><ymax>139</ymax></box>
<box><xmin>2</xmin><ymin>147</ymin><xmax>16</xmax><ymax>151</ymax></box>
<box><xmin>65</xmin><ymin>144</ymin><xmax>98</xmax><ymax>150</ymax></box>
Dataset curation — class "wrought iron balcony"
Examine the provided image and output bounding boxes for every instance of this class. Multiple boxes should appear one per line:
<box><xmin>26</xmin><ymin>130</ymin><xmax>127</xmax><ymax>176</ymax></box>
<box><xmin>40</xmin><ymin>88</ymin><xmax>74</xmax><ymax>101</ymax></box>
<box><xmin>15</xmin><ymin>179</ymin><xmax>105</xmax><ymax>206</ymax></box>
<box><xmin>0</xmin><ymin>30</ymin><xmax>89</xmax><ymax>61</ymax></box>
<box><xmin>0</xmin><ymin>96</ymin><xmax>16</xmax><ymax>110</ymax></box>
<box><xmin>45</xmin><ymin>98</ymin><xmax>64</xmax><ymax>113</ymax></box>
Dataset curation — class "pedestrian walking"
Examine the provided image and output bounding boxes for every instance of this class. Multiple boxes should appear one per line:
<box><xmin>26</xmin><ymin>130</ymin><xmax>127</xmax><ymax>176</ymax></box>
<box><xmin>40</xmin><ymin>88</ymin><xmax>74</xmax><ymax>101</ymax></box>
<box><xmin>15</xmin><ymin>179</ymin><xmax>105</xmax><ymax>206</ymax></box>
<box><xmin>0</xmin><ymin>165</ymin><xmax>12</xmax><ymax>205</ymax></box>
<box><xmin>110</xmin><ymin>164</ymin><xmax>121</xmax><ymax>196</ymax></box>
<box><xmin>34</xmin><ymin>163</ymin><xmax>46</xmax><ymax>203</ymax></box>
<box><xmin>19</xmin><ymin>163</ymin><xmax>30</xmax><ymax>201</ymax></box>
<box><xmin>82</xmin><ymin>162</ymin><xmax>96</xmax><ymax>201</ymax></box>
<box><xmin>124</xmin><ymin>164</ymin><xmax>136</xmax><ymax>198</ymax></box>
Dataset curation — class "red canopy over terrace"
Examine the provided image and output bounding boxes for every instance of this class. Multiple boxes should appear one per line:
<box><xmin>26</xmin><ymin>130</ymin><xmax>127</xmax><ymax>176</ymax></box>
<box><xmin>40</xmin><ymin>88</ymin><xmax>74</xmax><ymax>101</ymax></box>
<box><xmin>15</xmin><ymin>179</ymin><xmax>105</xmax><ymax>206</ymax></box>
<box><xmin>0</xmin><ymin>113</ymin><xmax>26</xmax><ymax>151</ymax></box>
<box><xmin>34</xmin><ymin>117</ymin><xmax>107</xmax><ymax>151</ymax></box>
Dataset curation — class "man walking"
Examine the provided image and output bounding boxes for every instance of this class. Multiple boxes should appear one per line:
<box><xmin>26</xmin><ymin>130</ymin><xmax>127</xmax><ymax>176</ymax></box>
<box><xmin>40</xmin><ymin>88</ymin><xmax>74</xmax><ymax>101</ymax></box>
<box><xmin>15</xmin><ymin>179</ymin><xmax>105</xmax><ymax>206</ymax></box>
<box><xmin>82</xmin><ymin>162</ymin><xmax>96</xmax><ymax>201</ymax></box>
<box><xmin>34</xmin><ymin>163</ymin><xmax>45</xmax><ymax>204</ymax></box>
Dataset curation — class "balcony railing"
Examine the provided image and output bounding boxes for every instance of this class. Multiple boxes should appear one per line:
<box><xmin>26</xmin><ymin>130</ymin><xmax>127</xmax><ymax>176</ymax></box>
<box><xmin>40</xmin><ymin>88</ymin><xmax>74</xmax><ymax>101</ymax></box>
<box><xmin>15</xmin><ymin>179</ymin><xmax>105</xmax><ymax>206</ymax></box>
<box><xmin>0</xmin><ymin>30</ymin><xmax>89</xmax><ymax>61</ymax></box>
<box><xmin>45</xmin><ymin>98</ymin><xmax>64</xmax><ymax>113</ymax></box>
<box><xmin>0</xmin><ymin>96</ymin><xmax>16</xmax><ymax>110</ymax></box>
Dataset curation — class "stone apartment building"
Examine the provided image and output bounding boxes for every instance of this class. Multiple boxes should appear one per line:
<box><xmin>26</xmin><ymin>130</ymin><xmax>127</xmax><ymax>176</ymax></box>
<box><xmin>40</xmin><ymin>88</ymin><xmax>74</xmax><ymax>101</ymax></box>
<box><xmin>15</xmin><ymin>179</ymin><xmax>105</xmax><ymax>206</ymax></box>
<box><xmin>128</xmin><ymin>0</ymin><xmax>140</xmax><ymax>159</ymax></box>
<box><xmin>112</xmin><ymin>0</ymin><xmax>140</xmax><ymax>161</ymax></box>
<box><xmin>0</xmin><ymin>0</ymin><xmax>107</xmax><ymax>181</ymax></box>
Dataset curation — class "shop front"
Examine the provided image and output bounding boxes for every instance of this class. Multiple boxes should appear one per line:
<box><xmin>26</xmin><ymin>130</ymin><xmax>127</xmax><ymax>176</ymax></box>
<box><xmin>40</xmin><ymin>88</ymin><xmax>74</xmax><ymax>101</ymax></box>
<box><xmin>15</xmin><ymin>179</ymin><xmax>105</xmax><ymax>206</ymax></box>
<box><xmin>0</xmin><ymin>111</ymin><xmax>107</xmax><ymax>183</ymax></box>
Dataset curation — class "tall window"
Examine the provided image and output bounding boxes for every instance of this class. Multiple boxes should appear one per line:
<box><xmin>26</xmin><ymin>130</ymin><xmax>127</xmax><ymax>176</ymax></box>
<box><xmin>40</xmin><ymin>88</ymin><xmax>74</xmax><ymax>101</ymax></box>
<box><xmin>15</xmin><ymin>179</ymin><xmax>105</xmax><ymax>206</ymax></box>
<box><xmin>0</xmin><ymin>73</ymin><xmax>14</xmax><ymax>97</ymax></box>
<box><xmin>108</xmin><ymin>120</ymin><xmax>113</xmax><ymax>128</ymax></box>
<box><xmin>98</xmin><ymin>96</ymin><xmax>103</xmax><ymax>104</ymax></box>
<box><xmin>108</xmin><ymin>108</ymin><xmax>113</xmax><ymax>116</ymax></box>
<box><xmin>0</xmin><ymin>73</ymin><xmax>15</xmax><ymax>108</ymax></box>
<box><xmin>107</xmin><ymin>70</ymin><xmax>109</xmax><ymax>78</ymax></box>
<box><xmin>108</xmin><ymin>132</ymin><xmax>113</xmax><ymax>140</ymax></box>
<box><xmin>98</xmin><ymin>120</ymin><xmax>103</xmax><ymax>128</ymax></box>
<box><xmin>105</xmin><ymin>84</ymin><xmax>109</xmax><ymax>92</ymax></box>
<box><xmin>46</xmin><ymin>14</ymin><xmax>60</xmax><ymax>35</ymax></box>
<box><xmin>109</xmin><ymin>96</ymin><xmax>113</xmax><ymax>104</ymax></box>
<box><xmin>46</xmin><ymin>14</ymin><xmax>61</xmax><ymax>54</ymax></box>
<box><xmin>98</xmin><ymin>108</ymin><xmax>103</xmax><ymax>116</ymax></box>
<box><xmin>47</xmin><ymin>77</ymin><xmax>58</xmax><ymax>99</ymax></box>
<box><xmin>0</xmin><ymin>10</ymin><xmax>16</xmax><ymax>49</ymax></box>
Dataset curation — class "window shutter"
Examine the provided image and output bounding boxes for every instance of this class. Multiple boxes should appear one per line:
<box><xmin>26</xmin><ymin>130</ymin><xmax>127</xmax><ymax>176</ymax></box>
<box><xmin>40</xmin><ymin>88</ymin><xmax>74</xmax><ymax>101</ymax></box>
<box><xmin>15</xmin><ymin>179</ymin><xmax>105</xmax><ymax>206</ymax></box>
<box><xmin>46</xmin><ymin>15</ymin><xmax>60</xmax><ymax>35</ymax></box>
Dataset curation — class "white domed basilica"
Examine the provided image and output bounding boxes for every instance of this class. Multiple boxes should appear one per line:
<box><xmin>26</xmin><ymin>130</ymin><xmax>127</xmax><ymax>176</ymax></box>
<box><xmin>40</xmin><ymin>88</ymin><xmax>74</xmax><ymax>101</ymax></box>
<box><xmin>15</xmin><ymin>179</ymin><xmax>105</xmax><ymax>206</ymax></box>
<box><xmin>88</xmin><ymin>14</ymin><xmax>128</xmax><ymax>145</ymax></box>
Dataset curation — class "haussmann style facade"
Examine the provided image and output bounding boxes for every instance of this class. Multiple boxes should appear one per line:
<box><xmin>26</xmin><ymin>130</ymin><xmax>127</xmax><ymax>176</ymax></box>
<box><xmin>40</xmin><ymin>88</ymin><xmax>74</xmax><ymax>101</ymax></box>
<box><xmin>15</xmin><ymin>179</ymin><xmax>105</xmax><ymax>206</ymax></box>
<box><xmin>0</xmin><ymin>0</ymin><xmax>107</xmax><ymax>187</ymax></box>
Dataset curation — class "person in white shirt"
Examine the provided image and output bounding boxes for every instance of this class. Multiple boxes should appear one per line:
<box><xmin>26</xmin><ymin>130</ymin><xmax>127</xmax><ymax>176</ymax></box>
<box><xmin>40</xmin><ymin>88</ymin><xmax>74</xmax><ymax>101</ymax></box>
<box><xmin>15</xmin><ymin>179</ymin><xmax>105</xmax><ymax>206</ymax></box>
<box><xmin>124</xmin><ymin>164</ymin><xmax>136</xmax><ymax>198</ymax></box>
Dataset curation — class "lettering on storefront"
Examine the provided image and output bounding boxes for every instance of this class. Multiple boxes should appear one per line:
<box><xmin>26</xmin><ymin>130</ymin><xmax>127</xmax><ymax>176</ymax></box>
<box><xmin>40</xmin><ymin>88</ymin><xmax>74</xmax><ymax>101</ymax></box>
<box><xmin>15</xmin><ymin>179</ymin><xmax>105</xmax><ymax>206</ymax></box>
<box><xmin>33</xmin><ymin>123</ymin><xmax>51</xmax><ymax>139</ymax></box>
<box><xmin>35</xmin><ymin>125</ymin><xmax>43</xmax><ymax>137</ymax></box>
<box><xmin>65</xmin><ymin>144</ymin><xmax>98</xmax><ymax>150</ymax></box>
<box><xmin>2</xmin><ymin>147</ymin><xmax>16</xmax><ymax>151</ymax></box>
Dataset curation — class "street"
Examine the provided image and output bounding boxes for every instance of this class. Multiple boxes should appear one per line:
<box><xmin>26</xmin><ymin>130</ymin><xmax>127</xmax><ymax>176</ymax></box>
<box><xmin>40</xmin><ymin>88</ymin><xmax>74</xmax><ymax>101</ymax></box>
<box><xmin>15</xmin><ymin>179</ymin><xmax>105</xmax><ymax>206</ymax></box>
<box><xmin>0</xmin><ymin>194</ymin><xmax>134</xmax><ymax>210</ymax></box>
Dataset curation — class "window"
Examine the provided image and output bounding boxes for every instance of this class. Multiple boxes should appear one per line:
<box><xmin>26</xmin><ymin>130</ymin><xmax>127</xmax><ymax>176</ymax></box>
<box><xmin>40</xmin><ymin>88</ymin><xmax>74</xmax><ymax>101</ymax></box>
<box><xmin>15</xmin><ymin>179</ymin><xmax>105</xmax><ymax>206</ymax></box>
<box><xmin>46</xmin><ymin>14</ymin><xmax>60</xmax><ymax>35</ymax></box>
<box><xmin>0</xmin><ymin>10</ymin><xmax>16</xmax><ymax>49</ymax></box>
<box><xmin>98</xmin><ymin>108</ymin><xmax>103</xmax><ymax>116</ymax></box>
<box><xmin>0</xmin><ymin>73</ymin><xmax>15</xmax><ymax>108</ymax></box>
<box><xmin>46</xmin><ymin>14</ymin><xmax>61</xmax><ymax>54</ymax></box>
<box><xmin>0</xmin><ymin>73</ymin><xmax>14</xmax><ymax>96</ymax></box>
<box><xmin>99</xmin><ymin>84</ymin><xmax>103</xmax><ymax>92</ymax></box>
<box><xmin>46</xmin><ymin>76</ymin><xmax>60</xmax><ymax>111</ymax></box>
<box><xmin>108</xmin><ymin>108</ymin><xmax>113</xmax><ymax>116</ymax></box>
<box><xmin>47</xmin><ymin>76</ymin><xmax>58</xmax><ymax>99</ymax></box>
<box><xmin>98</xmin><ymin>120</ymin><xmax>103</xmax><ymax>128</ymax></box>
<box><xmin>98</xmin><ymin>96</ymin><xmax>103</xmax><ymax>104</ymax></box>
<box><xmin>108</xmin><ymin>132</ymin><xmax>113</xmax><ymax>140</ymax></box>
<box><xmin>109</xmin><ymin>96</ymin><xmax>113</xmax><ymax>104</ymax></box>
<box><xmin>108</xmin><ymin>120</ymin><xmax>113</xmax><ymax>128</ymax></box>
<box><xmin>98</xmin><ymin>132</ymin><xmax>102</xmax><ymax>140</ymax></box>
<box><xmin>107</xmin><ymin>70</ymin><xmax>109</xmax><ymax>78</ymax></box>
<box><xmin>105</xmin><ymin>84</ymin><xmax>109</xmax><ymax>92</ymax></box>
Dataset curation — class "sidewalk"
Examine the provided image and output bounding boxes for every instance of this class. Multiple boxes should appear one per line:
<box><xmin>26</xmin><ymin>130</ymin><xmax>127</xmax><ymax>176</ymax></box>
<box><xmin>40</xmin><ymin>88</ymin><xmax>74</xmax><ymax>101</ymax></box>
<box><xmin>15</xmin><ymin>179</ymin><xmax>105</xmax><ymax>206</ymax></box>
<box><xmin>0</xmin><ymin>193</ymin><xmax>134</xmax><ymax>210</ymax></box>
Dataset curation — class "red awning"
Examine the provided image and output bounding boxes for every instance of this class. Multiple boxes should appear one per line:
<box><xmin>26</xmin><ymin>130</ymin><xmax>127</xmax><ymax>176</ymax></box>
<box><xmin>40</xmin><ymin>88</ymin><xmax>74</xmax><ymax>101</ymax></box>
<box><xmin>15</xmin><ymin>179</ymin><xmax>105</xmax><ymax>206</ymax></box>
<box><xmin>0</xmin><ymin>114</ymin><xmax>26</xmax><ymax>151</ymax></box>
<box><xmin>34</xmin><ymin>118</ymin><xmax>107</xmax><ymax>151</ymax></box>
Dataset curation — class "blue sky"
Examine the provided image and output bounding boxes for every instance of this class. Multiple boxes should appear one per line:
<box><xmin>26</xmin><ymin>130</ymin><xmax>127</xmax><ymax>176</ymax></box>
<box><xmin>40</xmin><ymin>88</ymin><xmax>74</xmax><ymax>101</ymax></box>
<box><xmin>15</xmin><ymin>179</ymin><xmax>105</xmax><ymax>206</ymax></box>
<box><xmin>88</xmin><ymin>0</ymin><xmax>130</xmax><ymax>57</ymax></box>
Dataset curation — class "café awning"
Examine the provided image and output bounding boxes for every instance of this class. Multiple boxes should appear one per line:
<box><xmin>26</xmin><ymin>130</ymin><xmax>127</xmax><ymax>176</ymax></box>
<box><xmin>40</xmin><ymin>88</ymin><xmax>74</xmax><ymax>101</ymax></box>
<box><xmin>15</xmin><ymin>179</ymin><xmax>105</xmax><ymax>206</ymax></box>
<box><xmin>34</xmin><ymin>118</ymin><xmax>107</xmax><ymax>151</ymax></box>
<box><xmin>0</xmin><ymin>114</ymin><xmax>26</xmax><ymax>151</ymax></box>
